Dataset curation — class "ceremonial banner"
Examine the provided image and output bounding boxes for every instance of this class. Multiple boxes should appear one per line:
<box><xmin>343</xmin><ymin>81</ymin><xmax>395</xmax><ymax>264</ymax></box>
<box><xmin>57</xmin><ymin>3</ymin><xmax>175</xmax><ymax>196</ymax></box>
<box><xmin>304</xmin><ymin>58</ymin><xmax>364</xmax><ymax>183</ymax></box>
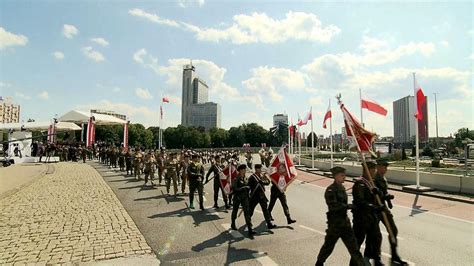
<box><xmin>415</xmin><ymin>85</ymin><xmax>426</xmax><ymax>121</ymax></box>
<box><xmin>220</xmin><ymin>163</ymin><xmax>238</xmax><ymax>195</ymax></box>
<box><xmin>323</xmin><ymin>107</ymin><xmax>332</xmax><ymax>129</ymax></box>
<box><xmin>341</xmin><ymin>104</ymin><xmax>376</xmax><ymax>155</ymax></box>
<box><xmin>268</xmin><ymin>147</ymin><xmax>298</xmax><ymax>192</ymax></box>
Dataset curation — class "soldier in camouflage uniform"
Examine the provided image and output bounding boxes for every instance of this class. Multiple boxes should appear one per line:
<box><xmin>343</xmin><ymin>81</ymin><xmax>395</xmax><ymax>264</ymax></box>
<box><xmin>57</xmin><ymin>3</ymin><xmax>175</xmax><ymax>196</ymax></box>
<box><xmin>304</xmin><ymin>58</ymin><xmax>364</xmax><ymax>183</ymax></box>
<box><xmin>143</xmin><ymin>151</ymin><xmax>157</xmax><ymax>186</ymax></box>
<box><xmin>165</xmin><ymin>153</ymin><xmax>180</xmax><ymax>195</ymax></box>
<box><xmin>157</xmin><ymin>149</ymin><xmax>166</xmax><ymax>185</ymax></box>
<box><xmin>316</xmin><ymin>167</ymin><xmax>365</xmax><ymax>266</ymax></box>
<box><xmin>133</xmin><ymin>148</ymin><xmax>143</xmax><ymax>180</ymax></box>
<box><xmin>187</xmin><ymin>154</ymin><xmax>204</xmax><ymax>210</ymax></box>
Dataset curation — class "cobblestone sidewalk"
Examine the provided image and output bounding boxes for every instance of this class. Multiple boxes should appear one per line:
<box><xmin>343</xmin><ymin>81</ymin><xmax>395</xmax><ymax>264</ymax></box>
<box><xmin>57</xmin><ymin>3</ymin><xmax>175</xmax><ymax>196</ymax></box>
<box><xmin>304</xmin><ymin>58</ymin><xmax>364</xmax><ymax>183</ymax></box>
<box><xmin>0</xmin><ymin>162</ymin><xmax>153</xmax><ymax>264</ymax></box>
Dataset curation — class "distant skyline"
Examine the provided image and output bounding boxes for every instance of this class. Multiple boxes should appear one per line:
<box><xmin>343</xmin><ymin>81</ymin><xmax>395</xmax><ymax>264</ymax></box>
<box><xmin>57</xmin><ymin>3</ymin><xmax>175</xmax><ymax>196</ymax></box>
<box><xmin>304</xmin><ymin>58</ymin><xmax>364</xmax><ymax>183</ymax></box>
<box><xmin>1</xmin><ymin>1</ymin><xmax>472</xmax><ymax>137</ymax></box>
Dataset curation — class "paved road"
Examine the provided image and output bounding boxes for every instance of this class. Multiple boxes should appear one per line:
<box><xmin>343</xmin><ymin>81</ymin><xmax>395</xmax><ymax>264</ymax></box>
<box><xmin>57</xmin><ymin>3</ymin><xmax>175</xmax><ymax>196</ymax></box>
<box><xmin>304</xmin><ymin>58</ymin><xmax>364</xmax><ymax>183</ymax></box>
<box><xmin>0</xmin><ymin>162</ymin><xmax>154</xmax><ymax>265</ymax></box>
<box><xmin>93</xmin><ymin>157</ymin><xmax>474</xmax><ymax>266</ymax></box>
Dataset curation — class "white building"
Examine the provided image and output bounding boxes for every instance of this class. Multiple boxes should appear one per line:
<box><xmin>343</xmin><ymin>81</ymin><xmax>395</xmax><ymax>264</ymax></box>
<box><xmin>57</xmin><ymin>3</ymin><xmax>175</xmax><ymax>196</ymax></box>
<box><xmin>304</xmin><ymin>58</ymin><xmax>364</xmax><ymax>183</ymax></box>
<box><xmin>0</xmin><ymin>96</ymin><xmax>20</xmax><ymax>123</ymax></box>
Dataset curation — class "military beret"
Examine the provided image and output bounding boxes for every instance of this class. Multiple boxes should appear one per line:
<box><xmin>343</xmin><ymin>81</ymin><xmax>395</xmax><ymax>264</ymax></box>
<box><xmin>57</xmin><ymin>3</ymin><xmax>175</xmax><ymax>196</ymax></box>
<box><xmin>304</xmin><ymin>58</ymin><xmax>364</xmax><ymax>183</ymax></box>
<box><xmin>376</xmin><ymin>158</ymin><xmax>389</xmax><ymax>166</ymax></box>
<box><xmin>365</xmin><ymin>161</ymin><xmax>377</xmax><ymax>169</ymax></box>
<box><xmin>254</xmin><ymin>164</ymin><xmax>262</xmax><ymax>169</ymax></box>
<box><xmin>330</xmin><ymin>166</ymin><xmax>346</xmax><ymax>175</ymax></box>
<box><xmin>237</xmin><ymin>164</ymin><xmax>247</xmax><ymax>170</ymax></box>
<box><xmin>192</xmin><ymin>154</ymin><xmax>199</xmax><ymax>159</ymax></box>
<box><xmin>214</xmin><ymin>155</ymin><xmax>220</xmax><ymax>159</ymax></box>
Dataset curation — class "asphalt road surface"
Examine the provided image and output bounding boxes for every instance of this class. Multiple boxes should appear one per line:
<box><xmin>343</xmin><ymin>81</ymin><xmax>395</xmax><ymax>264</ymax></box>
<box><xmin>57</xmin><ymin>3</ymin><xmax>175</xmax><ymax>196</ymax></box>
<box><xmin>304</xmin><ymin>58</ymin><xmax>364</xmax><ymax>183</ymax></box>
<box><xmin>91</xmin><ymin>155</ymin><xmax>474</xmax><ymax>266</ymax></box>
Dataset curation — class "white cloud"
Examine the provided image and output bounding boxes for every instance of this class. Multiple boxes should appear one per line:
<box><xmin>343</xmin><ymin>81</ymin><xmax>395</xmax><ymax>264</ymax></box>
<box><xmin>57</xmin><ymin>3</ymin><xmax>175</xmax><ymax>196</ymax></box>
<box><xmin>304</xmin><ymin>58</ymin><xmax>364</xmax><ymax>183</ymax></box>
<box><xmin>128</xmin><ymin>8</ymin><xmax>181</xmax><ymax>27</ymax></box>
<box><xmin>439</xmin><ymin>40</ymin><xmax>450</xmax><ymax>48</ymax></box>
<box><xmin>52</xmin><ymin>51</ymin><xmax>64</xmax><ymax>60</ymax></box>
<box><xmin>133</xmin><ymin>48</ymin><xmax>147</xmax><ymax>64</ymax></box>
<box><xmin>0</xmin><ymin>27</ymin><xmax>28</xmax><ymax>50</ymax></box>
<box><xmin>0</xmin><ymin>82</ymin><xmax>12</xmax><ymax>88</ymax></box>
<box><xmin>82</xmin><ymin>46</ymin><xmax>105</xmax><ymax>62</ymax></box>
<box><xmin>130</xmin><ymin>9</ymin><xmax>340</xmax><ymax>44</ymax></box>
<box><xmin>469</xmin><ymin>53</ymin><xmax>474</xmax><ymax>60</ymax></box>
<box><xmin>15</xmin><ymin>92</ymin><xmax>31</xmax><ymax>100</ymax></box>
<box><xmin>62</xmin><ymin>24</ymin><xmax>78</xmax><ymax>39</ymax></box>
<box><xmin>242</xmin><ymin>66</ymin><xmax>308</xmax><ymax>102</ymax></box>
<box><xmin>183</xmin><ymin>11</ymin><xmax>341</xmax><ymax>44</ymax></box>
<box><xmin>113</xmin><ymin>87</ymin><xmax>121</xmax><ymax>92</ymax></box>
<box><xmin>38</xmin><ymin>91</ymin><xmax>49</xmax><ymax>100</ymax></box>
<box><xmin>177</xmin><ymin>0</ymin><xmax>205</xmax><ymax>8</ymax></box>
<box><xmin>90</xmin><ymin>37</ymin><xmax>109</xmax><ymax>47</ymax></box>
<box><xmin>135</xmin><ymin>87</ymin><xmax>153</xmax><ymax>100</ymax></box>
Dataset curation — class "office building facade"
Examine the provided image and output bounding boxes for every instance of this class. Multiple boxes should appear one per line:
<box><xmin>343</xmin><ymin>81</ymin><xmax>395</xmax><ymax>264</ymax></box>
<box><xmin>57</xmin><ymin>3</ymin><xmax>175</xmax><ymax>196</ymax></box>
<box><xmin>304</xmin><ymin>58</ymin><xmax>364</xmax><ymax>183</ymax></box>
<box><xmin>0</xmin><ymin>96</ymin><xmax>20</xmax><ymax>123</ymax></box>
<box><xmin>393</xmin><ymin>95</ymin><xmax>428</xmax><ymax>144</ymax></box>
<box><xmin>181</xmin><ymin>63</ymin><xmax>221</xmax><ymax>130</ymax></box>
<box><xmin>273</xmin><ymin>113</ymin><xmax>288</xmax><ymax>126</ymax></box>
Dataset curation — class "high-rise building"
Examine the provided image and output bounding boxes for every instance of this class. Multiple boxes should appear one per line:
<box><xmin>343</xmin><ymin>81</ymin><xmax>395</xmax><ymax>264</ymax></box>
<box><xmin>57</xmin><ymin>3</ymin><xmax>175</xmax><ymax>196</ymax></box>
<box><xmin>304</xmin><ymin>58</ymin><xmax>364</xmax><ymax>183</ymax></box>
<box><xmin>181</xmin><ymin>62</ymin><xmax>221</xmax><ymax>130</ymax></box>
<box><xmin>0</xmin><ymin>96</ymin><xmax>21</xmax><ymax>123</ymax></box>
<box><xmin>273</xmin><ymin>113</ymin><xmax>288</xmax><ymax>126</ymax></box>
<box><xmin>90</xmin><ymin>109</ymin><xmax>127</xmax><ymax>121</ymax></box>
<box><xmin>393</xmin><ymin>95</ymin><xmax>428</xmax><ymax>144</ymax></box>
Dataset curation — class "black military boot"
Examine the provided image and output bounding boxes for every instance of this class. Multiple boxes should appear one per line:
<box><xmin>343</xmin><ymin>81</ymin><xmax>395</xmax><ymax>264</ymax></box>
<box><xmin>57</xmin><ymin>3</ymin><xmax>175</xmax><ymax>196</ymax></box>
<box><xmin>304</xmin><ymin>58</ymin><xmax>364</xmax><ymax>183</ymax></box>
<box><xmin>248</xmin><ymin>227</ymin><xmax>256</xmax><ymax>237</ymax></box>
<box><xmin>373</xmin><ymin>257</ymin><xmax>385</xmax><ymax>266</ymax></box>
<box><xmin>267</xmin><ymin>222</ymin><xmax>277</xmax><ymax>229</ymax></box>
<box><xmin>230</xmin><ymin>222</ymin><xmax>237</xmax><ymax>230</ymax></box>
<box><xmin>287</xmin><ymin>217</ymin><xmax>296</xmax><ymax>224</ymax></box>
<box><xmin>315</xmin><ymin>260</ymin><xmax>324</xmax><ymax>266</ymax></box>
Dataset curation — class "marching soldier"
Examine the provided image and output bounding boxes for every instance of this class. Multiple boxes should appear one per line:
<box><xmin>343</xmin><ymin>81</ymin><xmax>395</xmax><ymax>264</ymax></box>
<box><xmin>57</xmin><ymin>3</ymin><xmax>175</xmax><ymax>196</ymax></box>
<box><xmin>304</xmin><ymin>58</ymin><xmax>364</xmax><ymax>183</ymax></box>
<box><xmin>268</xmin><ymin>182</ymin><xmax>296</xmax><ymax>225</ymax></box>
<box><xmin>157</xmin><ymin>148</ymin><xmax>166</xmax><ymax>185</ymax></box>
<box><xmin>118</xmin><ymin>149</ymin><xmax>125</xmax><ymax>171</ymax></box>
<box><xmin>245</xmin><ymin>150</ymin><xmax>253</xmax><ymax>169</ymax></box>
<box><xmin>205</xmin><ymin>156</ymin><xmax>229</xmax><ymax>209</ymax></box>
<box><xmin>351</xmin><ymin>161</ymin><xmax>383</xmax><ymax>266</ymax></box>
<box><xmin>133</xmin><ymin>148</ymin><xmax>143</xmax><ymax>180</ymax></box>
<box><xmin>165</xmin><ymin>153</ymin><xmax>180</xmax><ymax>195</ymax></box>
<box><xmin>316</xmin><ymin>167</ymin><xmax>365</xmax><ymax>266</ymax></box>
<box><xmin>180</xmin><ymin>154</ymin><xmax>190</xmax><ymax>194</ymax></box>
<box><xmin>230</xmin><ymin>164</ymin><xmax>255</xmax><ymax>236</ymax></box>
<box><xmin>125</xmin><ymin>149</ymin><xmax>133</xmax><ymax>176</ymax></box>
<box><xmin>248</xmin><ymin>164</ymin><xmax>276</xmax><ymax>229</ymax></box>
<box><xmin>187</xmin><ymin>154</ymin><xmax>205</xmax><ymax>210</ymax></box>
<box><xmin>143</xmin><ymin>151</ymin><xmax>157</xmax><ymax>186</ymax></box>
<box><xmin>375</xmin><ymin>158</ymin><xmax>407</xmax><ymax>265</ymax></box>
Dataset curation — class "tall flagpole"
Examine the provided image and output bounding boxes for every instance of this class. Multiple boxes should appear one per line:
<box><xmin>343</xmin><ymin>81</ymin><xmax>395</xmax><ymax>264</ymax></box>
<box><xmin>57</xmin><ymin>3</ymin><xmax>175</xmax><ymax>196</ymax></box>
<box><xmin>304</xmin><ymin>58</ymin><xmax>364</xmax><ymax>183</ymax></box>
<box><xmin>311</xmin><ymin>106</ymin><xmax>314</xmax><ymax>169</ymax></box>
<box><xmin>359</xmin><ymin>88</ymin><xmax>364</xmax><ymax>127</ymax></box>
<box><xmin>414</xmin><ymin>73</ymin><xmax>420</xmax><ymax>188</ymax></box>
<box><xmin>329</xmin><ymin>99</ymin><xmax>334</xmax><ymax>168</ymax></box>
<box><xmin>298</xmin><ymin>122</ymin><xmax>301</xmax><ymax>165</ymax></box>
<box><xmin>287</xmin><ymin>119</ymin><xmax>291</xmax><ymax>152</ymax></box>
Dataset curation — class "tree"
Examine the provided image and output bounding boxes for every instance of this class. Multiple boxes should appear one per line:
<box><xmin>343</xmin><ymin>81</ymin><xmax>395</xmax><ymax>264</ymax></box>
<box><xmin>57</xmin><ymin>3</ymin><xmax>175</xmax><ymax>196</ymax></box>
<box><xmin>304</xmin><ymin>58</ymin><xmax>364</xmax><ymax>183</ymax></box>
<box><xmin>147</xmin><ymin>126</ymin><xmax>161</xmax><ymax>148</ymax></box>
<box><xmin>243</xmin><ymin>123</ymin><xmax>268</xmax><ymax>147</ymax></box>
<box><xmin>306</xmin><ymin>132</ymin><xmax>318</xmax><ymax>147</ymax></box>
<box><xmin>227</xmin><ymin>126</ymin><xmax>245</xmax><ymax>147</ymax></box>
<box><xmin>453</xmin><ymin>128</ymin><xmax>474</xmax><ymax>148</ymax></box>
<box><xmin>209</xmin><ymin>128</ymin><xmax>229</xmax><ymax>148</ymax></box>
<box><xmin>95</xmin><ymin>125</ymin><xmax>121</xmax><ymax>145</ymax></box>
<box><xmin>401</xmin><ymin>147</ymin><xmax>407</xmax><ymax>160</ymax></box>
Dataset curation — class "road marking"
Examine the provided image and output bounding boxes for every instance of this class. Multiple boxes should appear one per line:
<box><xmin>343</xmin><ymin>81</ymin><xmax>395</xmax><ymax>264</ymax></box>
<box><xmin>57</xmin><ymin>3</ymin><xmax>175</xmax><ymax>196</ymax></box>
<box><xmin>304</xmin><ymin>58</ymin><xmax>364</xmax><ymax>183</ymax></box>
<box><xmin>300</xmin><ymin>225</ymin><xmax>415</xmax><ymax>265</ymax></box>
<box><xmin>393</xmin><ymin>204</ymin><xmax>474</xmax><ymax>224</ymax></box>
<box><xmin>221</xmin><ymin>223</ymin><xmax>243</xmax><ymax>238</ymax></box>
<box><xmin>253</xmin><ymin>251</ymin><xmax>278</xmax><ymax>266</ymax></box>
<box><xmin>299</xmin><ymin>225</ymin><xmax>326</xmax><ymax>235</ymax></box>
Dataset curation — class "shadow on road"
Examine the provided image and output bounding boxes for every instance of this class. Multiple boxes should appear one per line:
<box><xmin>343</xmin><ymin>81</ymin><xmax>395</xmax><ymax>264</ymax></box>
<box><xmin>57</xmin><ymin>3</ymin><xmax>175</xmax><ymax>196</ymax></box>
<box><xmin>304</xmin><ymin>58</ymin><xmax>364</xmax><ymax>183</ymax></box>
<box><xmin>410</xmin><ymin>193</ymin><xmax>428</xmax><ymax>216</ymax></box>
<box><xmin>148</xmin><ymin>207</ymin><xmax>223</xmax><ymax>227</ymax></box>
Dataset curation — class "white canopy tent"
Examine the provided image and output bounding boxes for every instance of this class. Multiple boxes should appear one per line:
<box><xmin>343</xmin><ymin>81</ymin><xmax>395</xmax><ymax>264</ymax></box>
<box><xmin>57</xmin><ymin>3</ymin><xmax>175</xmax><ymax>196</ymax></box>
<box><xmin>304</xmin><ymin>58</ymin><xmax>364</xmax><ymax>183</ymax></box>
<box><xmin>58</xmin><ymin>110</ymin><xmax>127</xmax><ymax>125</ymax></box>
<box><xmin>0</xmin><ymin>121</ymin><xmax>81</xmax><ymax>131</ymax></box>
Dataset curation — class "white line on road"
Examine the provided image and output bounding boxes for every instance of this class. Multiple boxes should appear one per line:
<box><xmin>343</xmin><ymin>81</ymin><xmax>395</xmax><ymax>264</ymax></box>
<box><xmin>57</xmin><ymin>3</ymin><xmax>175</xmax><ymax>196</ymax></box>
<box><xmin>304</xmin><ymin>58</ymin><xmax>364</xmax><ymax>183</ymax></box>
<box><xmin>253</xmin><ymin>251</ymin><xmax>278</xmax><ymax>266</ymax></box>
<box><xmin>300</xmin><ymin>225</ymin><xmax>415</xmax><ymax>265</ymax></box>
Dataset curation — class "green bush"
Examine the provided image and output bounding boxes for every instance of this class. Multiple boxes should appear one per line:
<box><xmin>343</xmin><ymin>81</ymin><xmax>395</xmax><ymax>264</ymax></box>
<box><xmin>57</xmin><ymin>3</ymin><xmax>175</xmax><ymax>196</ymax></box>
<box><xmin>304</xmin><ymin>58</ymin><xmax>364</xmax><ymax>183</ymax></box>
<box><xmin>431</xmin><ymin>159</ymin><xmax>441</xmax><ymax>168</ymax></box>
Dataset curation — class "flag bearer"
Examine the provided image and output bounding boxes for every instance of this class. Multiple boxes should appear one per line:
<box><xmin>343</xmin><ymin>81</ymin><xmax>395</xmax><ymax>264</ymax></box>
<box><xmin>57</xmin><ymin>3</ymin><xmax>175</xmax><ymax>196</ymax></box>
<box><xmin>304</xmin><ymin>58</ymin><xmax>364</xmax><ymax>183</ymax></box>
<box><xmin>316</xmin><ymin>166</ymin><xmax>365</xmax><ymax>266</ymax></box>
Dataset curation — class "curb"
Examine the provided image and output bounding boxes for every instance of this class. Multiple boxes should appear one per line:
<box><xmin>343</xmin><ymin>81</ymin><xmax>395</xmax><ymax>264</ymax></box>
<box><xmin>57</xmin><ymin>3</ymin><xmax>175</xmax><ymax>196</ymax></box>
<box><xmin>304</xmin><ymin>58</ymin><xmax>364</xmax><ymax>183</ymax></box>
<box><xmin>296</xmin><ymin>166</ymin><xmax>474</xmax><ymax>205</ymax></box>
<box><xmin>0</xmin><ymin>163</ymin><xmax>55</xmax><ymax>201</ymax></box>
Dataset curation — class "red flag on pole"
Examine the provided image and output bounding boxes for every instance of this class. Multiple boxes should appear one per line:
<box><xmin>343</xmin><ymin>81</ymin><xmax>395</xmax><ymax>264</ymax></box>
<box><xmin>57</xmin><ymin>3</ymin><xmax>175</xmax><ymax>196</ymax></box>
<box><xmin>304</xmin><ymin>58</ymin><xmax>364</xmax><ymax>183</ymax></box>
<box><xmin>361</xmin><ymin>98</ymin><xmax>388</xmax><ymax>116</ymax></box>
<box><xmin>86</xmin><ymin>116</ymin><xmax>95</xmax><ymax>147</ymax></box>
<box><xmin>323</xmin><ymin>107</ymin><xmax>332</xmax><ymax>129</ymax></box>
<box><xmin>162</xmin><ymin>97</ymin><xmax>169</xmax><ymax>103</ymax></box>
<box><xmin>341</xmin><ymin>104</ymin><xmax>376</xmax><ymax>154</ymax></box>
<box><xmin>298</xmin><ymin>108</ymin><xmax>313</xmax><ymax>126</ymax></box>
<box><xmin>415</xmin><ymin>86</ymin><xmax>426</xmax><ymax>121</ymax></box>
<box><xmin>268</xmin><ymin>146</ymin><xmax>298</xmax><ymax>192</ymax></box>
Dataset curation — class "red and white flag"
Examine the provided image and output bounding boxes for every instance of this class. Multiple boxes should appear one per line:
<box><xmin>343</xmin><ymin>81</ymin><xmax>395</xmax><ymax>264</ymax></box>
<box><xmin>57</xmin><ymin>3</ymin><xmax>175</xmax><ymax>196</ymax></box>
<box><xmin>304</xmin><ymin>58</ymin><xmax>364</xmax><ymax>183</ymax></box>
<box><xmin>289</xmin><ymin>122</ymin><xmax>295</xmax><ymax>138</ymax></box>
<box><xmin>361</xmin><ymin>98</ymin><xmax>388</xmax><ymax>116</ymax></box>
<box><xmin>340</xmin><ymin>103</ymin><xmax>376</xmax><ymax>155</ymax></box>
<box><xmin>86</xmin><ymin>116</ymin><xmax>95</xmax><ymax>147</ymax></box>
<box><xmin>47</xmin><ymin>124</ymin><xmax>55</xmax><ymax>143</ymax></box>
<box><xmin>414</xmin><ymin>85</ymin><xmax>426</xmax><ymax>121</ymax></box>
<box><xmin>123</xmin><ymin>121</ymin><xmax>129</xmax><ymax>151</ymax></box>
<box><xmin>268</xmin><ymin>147</ymin><xmax>298</xmax><ymax>192</ymax></box>
<box><xmin>220</xmin><ymin>163</ymin><xmax>238</xmax><ymax>195</ymax></box>
<box><xmin>162</xmin><ymin>97</ymin><xmax>169</xmax><ymax>103</ymax></box>
<box><xmin>323</xmin><ymin>106</ymin><xmax>332</xmax><ymax>129</ymax></box>
<box><xmin>297</xmin><ymin>108</ymin><xmax>312</xmax><ymax>126</ymax></box>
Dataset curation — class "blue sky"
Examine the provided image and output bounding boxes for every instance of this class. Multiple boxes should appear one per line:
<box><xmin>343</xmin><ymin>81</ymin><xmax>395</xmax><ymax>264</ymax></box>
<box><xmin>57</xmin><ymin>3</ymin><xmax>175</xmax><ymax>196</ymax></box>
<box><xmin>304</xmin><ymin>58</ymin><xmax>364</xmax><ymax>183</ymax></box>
<box><xmin>1</xmin><ymin>0</ymin><xmax>472</xmax><ymax>137</ymax></box>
